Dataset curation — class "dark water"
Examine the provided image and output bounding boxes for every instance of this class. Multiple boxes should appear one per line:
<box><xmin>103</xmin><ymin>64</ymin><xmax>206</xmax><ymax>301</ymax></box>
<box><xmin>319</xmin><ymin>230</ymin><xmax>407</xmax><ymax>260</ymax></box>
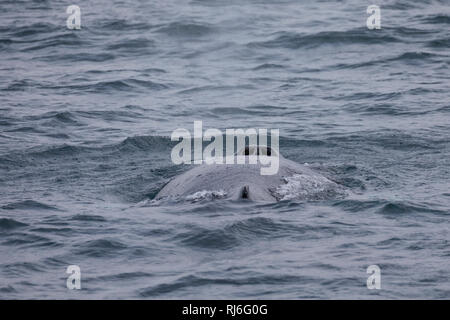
<box><xmin>1</xmin><ymin>0</ymin><xmax>449</xmax><ymax>299</ymax></box>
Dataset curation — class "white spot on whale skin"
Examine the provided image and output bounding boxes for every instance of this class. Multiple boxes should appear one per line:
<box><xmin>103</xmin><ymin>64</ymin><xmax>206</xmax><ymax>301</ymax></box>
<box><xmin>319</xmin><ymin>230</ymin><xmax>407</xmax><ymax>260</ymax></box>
<box><xmin>185</xmin><ymin>190</ymin><xmax>227</xmax><ymax>202</ymax></box>
<box><xmin>273</xmin><ymin>174</ymin><xmax>347</xmax><ymax>201</ymax></box>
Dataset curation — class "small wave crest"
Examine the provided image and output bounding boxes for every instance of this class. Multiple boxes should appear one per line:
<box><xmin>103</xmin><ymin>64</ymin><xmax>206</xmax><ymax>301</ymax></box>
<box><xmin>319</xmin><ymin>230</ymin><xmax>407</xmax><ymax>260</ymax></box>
<box><xmin>156</xmin><ymin>22</ymin><xmax>214</xmax><ymax>38</ymax></box>
<box><xmin>248</xmin><ymin>29</ymin><xmax>400</xmax><ymax>50</ymax></box>
<box><xmin>0</xmin><ymin>218</ymin><xmax>28</xmax><ymax>231</ymax></box>
<box><xmin>1</xmin><ymin>200</ymin><xmax>60</xmax><ymax>211</ymax></box>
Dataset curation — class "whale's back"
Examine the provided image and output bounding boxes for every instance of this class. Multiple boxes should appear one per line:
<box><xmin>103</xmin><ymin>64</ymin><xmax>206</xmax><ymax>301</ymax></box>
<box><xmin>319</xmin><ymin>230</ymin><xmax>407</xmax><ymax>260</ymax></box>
<box><xmin>156</xmin><ymin>162</ymin><xmax>281</xmax><ymax>201</ymax></box>
<box><xmin>155</xmin><ymin>156</ymin><xmax>346</xmax><ymax>202</ymax></box>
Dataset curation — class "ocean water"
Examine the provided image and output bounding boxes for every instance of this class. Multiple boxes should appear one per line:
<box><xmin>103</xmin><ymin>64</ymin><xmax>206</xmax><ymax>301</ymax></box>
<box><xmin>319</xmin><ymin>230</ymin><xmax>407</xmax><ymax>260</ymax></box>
<box><xmin>0</xmin><ymin>0</ymin><xmax>449</xmax><ymax>299</ymax></box>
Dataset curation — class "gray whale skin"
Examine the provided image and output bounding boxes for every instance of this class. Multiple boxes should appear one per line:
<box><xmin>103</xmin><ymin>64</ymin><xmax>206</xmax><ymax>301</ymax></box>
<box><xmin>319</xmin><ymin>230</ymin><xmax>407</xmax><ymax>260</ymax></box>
<box><xmin>155</xmin><ymin>146</ymin><xmax>344</xmax><ymax>202</ymax></box>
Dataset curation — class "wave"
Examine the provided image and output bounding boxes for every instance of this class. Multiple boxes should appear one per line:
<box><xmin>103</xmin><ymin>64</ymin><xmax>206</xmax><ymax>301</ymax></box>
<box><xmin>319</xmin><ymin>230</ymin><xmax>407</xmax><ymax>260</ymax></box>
<box><xmin>223</xmin><ymin>217</ymin><xmax>297</xmax><ymax>239</ymax></box>
<box><xmin>55</xmin><ymin>79</ymin><xmax>170</xmax><ymax>93</ymax></box>
<box><xmin>177</xmin><ymin>84</ymin><xmax>254</xmax><ymax>95</ymax></box>
<box><xmin>331</xmin><ymin>51</ymin><xmax>443</xmax><ymax>71</ymax></box>
<box><xmin>4</xmin><ymin>126</ymin><xmax>44</xmax><ymax>133</ymax></box>
<box><xmin>139</xmin><ymin>273</ymin><xmax>313</xmax><ymax>297</ymax></box>
<box><xmin>70</xmin><ymin>214</ymin><xmax>107</xmax><ymax>222</ymax></box>
<box><xmin>73</xmin><ymin>238</ymin><xmax>127</xmax><ymax>258</ymax></box>
<box><xmin>172</xmin><ymin>217</ymin><xmax>318</xmax><ymax>250</ymax></box>
<box><xmin>37</xmin><ymin>52</ymin><xmax>116</xmax><ymax>63</ymax></box>
<box><xmin>27</xmin><ymin>144</ymin><xmax>90</xmax><ymax>158</ymax></box>
<box><xmin>95</xmin><ymin>19</ymin><xmax>153</xmax><ymax>32</ymax></box>
<box><xmin>0</xmin><ymin>135</ymin><xmax>174</xmax><ymax>169</ymax></box>
<box><xmin>1</xmin><ymin>233</ymin><xmax>60</xmax><ymax>248</ymax></box>
<box><xmin>323</xmin><ymin>130</ymin><xmax>446</xmax><ymax>151</ymax></box>
<box><xmin>15</xmin><ymin>109</ymin><xmax>147</xmax><ymax>128</ymax></box>
<box><xmin>426</xmin><ymin>37</ymin><xmax>450</xmax><ymax>48</ymax></box>
<box><xmin>377</xmin><ymin>202</ymin><xmax>446</xmax><ymax>215</ymax></box>
<box><xmin>0</xmin><ymin>285</ymin><xmax>17</xmax><ymax>294</ymax></box>
<box><xmin>207</xmin><ymin>106</ymin><xmax>271</xmax><ymax>116</ymax></box>
<box><xmin>333</xmin><ymin>199</ymin><xmax>447</xmax><ymax>216</ymax></box>
<box><xmin>21</xmin><ymin>111</ymin><xmax>81</xmax><ymax>128</ymax></box>
<box><xmin>2</xmin><ymin>261</ymin><xmax>47</xmax><ymax>276</ymax></box>
<box><xmin>3</xmin><ymin>79</ymin><xmax>39</xmax><ymax>92</ymax></box>
<box><xmin>0</xmin><ymin>218</ymin><xmax>28</xmax><ymax>231</ymax></box>
<box><xmin>105</xmin><ymin>38</ymin><xmax>156</xmax><ymax>53</ymax></box>
<box><xmin>252</xmin><ymin>63</ymin><xmax>285</xmax><ymax>70</ymax></box>
<box><xmin>20</xmin><ymin>33</ymin><xmax>85</xmax><ymax>52</ymax></box>
<box><xmin>1</xmin><ymin>200</ymin><xmax>60</xmax><ymax>211</ymax></box>
<box><xmin>419</xmin><ymin>14</ymin><xmax>450</xmax><ymax>25</ymax></box>
<box><xmin>174</xmin><ymin>228</ymin><xmax>240</xmax><ymax>250</ymax></box>
<box><xmin>89</xmin><ymin>271</ymin><xmax>152</xmax><ymax>282</ymax></box>
<box><xmin>155</xmin><ymin>22</ymin><xmax>214</xmax><ymax>38</ymax></box>
<box><xmin>7</xmin><ymin>22</ymin><xmax>59</xmax><ymax>38</ymax></box>
<box><xmin>247</xmin><ymin>28</ymin><xmax>400</xmax><ymax>49</ymax></box>
<box><xmin>117</xmin><ymin>135</ymin><xmax>174</xmax><ymax>152</ymax></box>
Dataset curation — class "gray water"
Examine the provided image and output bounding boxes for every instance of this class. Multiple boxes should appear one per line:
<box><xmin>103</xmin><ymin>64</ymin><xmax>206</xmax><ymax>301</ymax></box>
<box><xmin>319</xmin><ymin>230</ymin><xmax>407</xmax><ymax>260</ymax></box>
<box><xmin>0</xmin><ymin>0</ymin><xmax>449</xmax><ymax>299</ymax></box>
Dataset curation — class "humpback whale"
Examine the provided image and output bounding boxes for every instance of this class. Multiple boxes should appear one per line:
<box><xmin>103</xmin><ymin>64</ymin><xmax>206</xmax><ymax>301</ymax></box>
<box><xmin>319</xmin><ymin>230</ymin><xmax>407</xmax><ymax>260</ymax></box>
<box><xmin>156</xmin><ymin>146</ymin><xmax>346</xmax><ymax>202</ymax></box>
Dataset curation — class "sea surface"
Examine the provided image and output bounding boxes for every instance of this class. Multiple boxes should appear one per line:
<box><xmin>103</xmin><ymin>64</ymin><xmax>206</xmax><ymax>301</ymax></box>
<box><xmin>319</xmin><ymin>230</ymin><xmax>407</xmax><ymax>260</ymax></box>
<box><xmin>0</xmin><ymin>0</ymin><xmax>449</xmax><ymax>299</ymax></box>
